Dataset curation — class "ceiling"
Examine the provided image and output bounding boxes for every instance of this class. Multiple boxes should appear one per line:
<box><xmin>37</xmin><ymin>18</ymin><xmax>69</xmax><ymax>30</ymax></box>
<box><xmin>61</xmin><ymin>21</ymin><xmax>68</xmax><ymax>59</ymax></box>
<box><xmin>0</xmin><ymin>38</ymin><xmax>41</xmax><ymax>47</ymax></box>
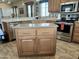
<box><xmin>0</xmin><ymin>0</ymin><xmax>21</xmax><ymax>4</ymax></box>
<box><xmin>0</xmin><ymin>0</ymin><xmax>36</xmax><ymax>6</ymax></box>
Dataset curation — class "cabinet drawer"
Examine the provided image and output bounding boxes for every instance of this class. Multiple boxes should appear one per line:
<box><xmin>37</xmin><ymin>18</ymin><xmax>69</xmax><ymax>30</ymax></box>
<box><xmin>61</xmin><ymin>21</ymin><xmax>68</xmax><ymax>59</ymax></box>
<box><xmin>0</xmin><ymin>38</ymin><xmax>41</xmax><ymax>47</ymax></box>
<box><xmin>74</xmin><ymin>27</ymin><xmax>79</xmax><ymax>33</ymax></box>
<box><xmin>37</xmin><ymin>36</ymin><xmax>55</xmax><ymax>39</ymax></box>
<box><xmin>74</xmin><ymin>33</ymin><xmax>79</xmax><ymax>37</ymax></box>
<box><xmin>17</xmin><ymin>36</ymin><xmax>35</xmax><ymax>39</ymax></box>
<box><xmin>37</xmin><ymin>28</ymin><xmax>55</xmax><ymax>36</ymax></box>
<box><xmin>73</xmin><ymin>37</ymin><xmax>79</xmax><ymax>42</ymax></box>
<box><xmin>74</xmin><ymin>29</ymin><xmax>79</xmax><ymax>33</ymax></box>
<box><xmin>75</xmin><ymin>23</ymin><xmax>79</xmax><ymax>28</ymax></box>
<box><xmin>16</xmin><ymin>29</ymin><xmax>35</xmax><ymax>36</ymax></box>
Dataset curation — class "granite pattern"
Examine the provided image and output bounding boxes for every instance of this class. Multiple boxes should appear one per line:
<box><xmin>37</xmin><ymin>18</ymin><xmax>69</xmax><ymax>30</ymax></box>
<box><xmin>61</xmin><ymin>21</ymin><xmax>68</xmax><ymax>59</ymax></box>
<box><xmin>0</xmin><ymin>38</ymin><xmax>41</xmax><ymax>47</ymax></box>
<box><xmin>13</xmin><ymin>23</ymin><xmax>58</xmax><ymax>29</ymax></box>
<box><xmin>2</xmin><ymin>17</ymin><xmax>55</xmax><ymax>23</ymax></box>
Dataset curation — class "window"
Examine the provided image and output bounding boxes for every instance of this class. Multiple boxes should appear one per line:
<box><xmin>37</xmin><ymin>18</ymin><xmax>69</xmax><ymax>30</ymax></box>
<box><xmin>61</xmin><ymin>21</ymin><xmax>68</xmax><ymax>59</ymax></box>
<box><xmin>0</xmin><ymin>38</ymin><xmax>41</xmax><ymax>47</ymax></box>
<box><xmin>25</xmin><ymin>2</ymin><xmax>34</xmax><ymax>17</ymax></box>
<box><xmin>40</xmin><ymin>2</ymin><xmax>49</xmax><ymax>16</ymax></box>
<box><xmin>26</xmin><ymin>4</ymin><xmax>33</xmax><ymax>17</ymax></box>
<box><xmin>19</xmin><ymin>8</ymin><xmax>24</xmax><ymax>14</ymax></box>
<box><xmin>28</xmin><ymin>5</ymin><xmax>32</xmax><ymax>17</ymax></box>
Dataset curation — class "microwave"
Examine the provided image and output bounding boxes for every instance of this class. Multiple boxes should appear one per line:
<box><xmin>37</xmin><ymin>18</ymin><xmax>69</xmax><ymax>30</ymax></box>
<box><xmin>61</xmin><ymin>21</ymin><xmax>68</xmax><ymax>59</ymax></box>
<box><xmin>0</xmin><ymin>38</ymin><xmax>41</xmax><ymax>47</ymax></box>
<box><xmin>60</xmin><ymin>1</ymin><xmax>79</xmax><ymax>12</ymax></box>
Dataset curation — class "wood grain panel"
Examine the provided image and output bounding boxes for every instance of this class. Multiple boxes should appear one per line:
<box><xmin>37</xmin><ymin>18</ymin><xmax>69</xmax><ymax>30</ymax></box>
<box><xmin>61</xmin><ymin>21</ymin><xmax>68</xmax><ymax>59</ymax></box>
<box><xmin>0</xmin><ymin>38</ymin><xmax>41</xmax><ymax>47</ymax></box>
<box><xmin>15</xmin><ymin>27</ymin><xmax>57</xmax><ymax>56</ymax></box>
<box><xmin>21</xmin><ymin>39</ymin><xmax>34</xmax><ymax>52</ymax></box>
<box><xmin>17</xmin><ymin>29</ymin><xmax>35</xmax><ymax>36</ymax></box>
<box><xmin>38</xmin><ymin>38</ymin><xmax>52</xmax><ymax>54</ymax></box>
<box><xmin>72</xmin><ymin>21</ymin><xmax>79</xmax><ymax>43</ymax></box>
<box><xmin>37</xmin><ymin>28</ymin><xmax>55</xmax><ymax>36</ymax></box>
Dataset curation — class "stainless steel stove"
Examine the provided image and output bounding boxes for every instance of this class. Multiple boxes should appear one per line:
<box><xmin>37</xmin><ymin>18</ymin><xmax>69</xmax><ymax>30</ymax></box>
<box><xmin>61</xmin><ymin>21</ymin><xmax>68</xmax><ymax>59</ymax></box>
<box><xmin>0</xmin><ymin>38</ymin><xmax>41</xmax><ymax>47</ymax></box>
<box><xmin>56</xmin><ymin>22</ymin><xmax>74</xmax><ymax>42</ymax></box>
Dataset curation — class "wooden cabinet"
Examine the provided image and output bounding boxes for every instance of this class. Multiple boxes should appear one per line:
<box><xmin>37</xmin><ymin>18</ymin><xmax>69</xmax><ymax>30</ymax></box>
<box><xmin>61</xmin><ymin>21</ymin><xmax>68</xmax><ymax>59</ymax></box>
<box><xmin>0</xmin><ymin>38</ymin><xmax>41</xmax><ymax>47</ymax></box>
<box><xmin>53</xmin><ymin>0</ymin><xmax>61</xmax><ymax>12</ymax></box>
<box><xmin>72</xmin><ymin>21</ymin><xmax>79</xmax><ymax>43</ymax></box>
<box><xmin>37</xmin><ymin>28</ymin><xmax>54</xmax><ymax>36</ymax></box>
<box><xmin>48</xmin><ymin>0</ymin><xmax>53</xmax><ymax>12</ymax></box>
<box><xmin>38</xmin><ymin>38</ymin><xmax>55</xmax><ymax>54</ymax></box>
<box><xmin>3</xmin><ymin>22</ymin><xmax>14</xmax><ymax>41</ymax></box>
<box><xmin>16</xmin><ymin>29</ymin><xmax>35</xmax><ymax>36</ymax></box>
<box><xmin>37</xmin><ymin>28</ymin><xmax>56</xmax><ymax>55</ymax></box>
<box><xmin>48</xmin><ymin>0</ymin><xmax>79</xmax><ymax>12</ymax></box>
<box><xmin>15</xmin><ymin>27</ymin><xmax>57</xmax><ymax>56</ymax></box>
<box><xmin>20</xmin><ymin>39</ymin><xmax>35</xmax><ymax>55</ymax></box>
<box><xmin>48</xmin><ymin>0</ymin><xmax>61</xmax><ymax>12</ymax></box>
<box><xmin>16</xmin><ymin>28</ymin><xmax>36</xmax><ymax>56</ymax></box>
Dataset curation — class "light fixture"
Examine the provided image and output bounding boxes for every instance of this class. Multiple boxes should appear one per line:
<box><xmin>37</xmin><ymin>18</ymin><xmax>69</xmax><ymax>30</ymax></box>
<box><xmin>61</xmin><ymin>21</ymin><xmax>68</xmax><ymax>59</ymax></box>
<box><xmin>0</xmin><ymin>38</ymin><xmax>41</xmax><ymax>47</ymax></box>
<box><xmin>7</xmin><ymin>1</ymin><xmax>11</xmax><ymax>4</ymax></box>
<box><xmin>22</xmin><ymin>0</ymin><xmax>25</xmax><ymax>5</ymax></box>
<box><xmin>2</xmin><ymin>0</ymin><xmax>5</xmax><ymax>2</ymax></box>
<box><xmin>22</xmin><ymin>3</ymin><xmax>25</xmax><ymax>5</ymax></box>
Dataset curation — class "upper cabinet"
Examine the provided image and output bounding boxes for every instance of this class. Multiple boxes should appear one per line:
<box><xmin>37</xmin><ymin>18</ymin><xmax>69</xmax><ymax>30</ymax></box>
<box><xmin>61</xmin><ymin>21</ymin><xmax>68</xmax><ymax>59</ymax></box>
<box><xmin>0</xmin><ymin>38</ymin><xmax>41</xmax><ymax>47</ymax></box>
<box><xmin>48</xmin><ymin>0</ymin><xmax>61</xmax><ymax>12</ymax></box>
<box><xmin>48</xmin><ymin>0</ymin><xmax>79</xmax><ymax>12</ymax></box>
<box><xmin>48</xmin><ymin>0</ymin><xmax>53</xmax><ymax>12</ymax></box>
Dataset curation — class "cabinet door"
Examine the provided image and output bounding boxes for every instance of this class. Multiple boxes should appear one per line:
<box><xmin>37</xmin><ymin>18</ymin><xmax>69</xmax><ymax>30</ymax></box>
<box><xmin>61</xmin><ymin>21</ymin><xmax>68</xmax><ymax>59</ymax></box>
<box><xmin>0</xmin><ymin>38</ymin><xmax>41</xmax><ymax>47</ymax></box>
<box><xmin>38</xmin><ymin>38</ymin><xmax>56</xmax><ymax>54</ymax></box>
<box><xmin>3</xmin><ymin>22</ymin><xmax>13</xmax><ymax>41</ymax></box>
<box><xmin>73</xmin><ymin>33</ymin><xmax>79</xmax><ymax>43</ymax></box>
<box><xmin>73</xmin><ymin>37</ymin><xmax>79</xmax><ymax>43</ymax></box>
<box><xmin>53</xmin><ymin>0</ymin><xmax>61</xmax><ymax>12</ymax></box>
<box><xmin>37</xmin><ymin>28</ymin><xmax>55</xmax><ymax>36</ymax></box>
<box><xmin>19</xmin><ymin>39</ymin><xmax>35</xmax><ymax>55</ymax></box>
<box><xmin>72</xmin><ymin>22</ymin><xmax>79</xmax><ymax>43</ymax></box>
<box><xmin>48</xmin><ymin>0</ymin><xmax>60</xmax><ymax>12</ymax></box>
<box><xmin>48</xmin><ymin>0</ymin><xmax>53</xmax><ymax>12</ymax></box>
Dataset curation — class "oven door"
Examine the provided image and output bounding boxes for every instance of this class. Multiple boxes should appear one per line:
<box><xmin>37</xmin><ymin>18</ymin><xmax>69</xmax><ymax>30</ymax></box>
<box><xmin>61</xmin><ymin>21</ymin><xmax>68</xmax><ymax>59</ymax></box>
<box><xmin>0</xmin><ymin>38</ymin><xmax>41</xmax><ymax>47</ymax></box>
<box><xmin>57</xmin><ymin>24</ymin><xmax>71</xmax><ymax>33</ymax></box>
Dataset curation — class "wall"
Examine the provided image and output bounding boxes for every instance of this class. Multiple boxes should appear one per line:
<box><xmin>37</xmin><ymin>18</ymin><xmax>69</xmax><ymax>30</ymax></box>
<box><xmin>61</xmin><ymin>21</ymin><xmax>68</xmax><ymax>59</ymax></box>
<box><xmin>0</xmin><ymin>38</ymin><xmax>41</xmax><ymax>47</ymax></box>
<box><xmin>17</xmin><ymin>5</ymin><xmax>27</xmax><ymax>17</ymax></box>
<box><xmin>14</xmin><ymin>1</ymin><xmax>27</xmax><ymax>17</ymax></box>
<box><xmin>2</xmin><ymin>8</ymin><xmax>13</xmax><ymax>18</ymax></box>
<box><xmin>0</xmin><ymin>3</ymin><xmax>13</xmax><ymax>30</ymax></box>
<box><xmin>0</xmin><ymin>3</ymin><xmax>13</xmax><ymax>18</ymax></box>
<box><xmin>0</xmin><ymin>3</ymin><xmax>11</xmax><ymax>8</ymax></box>
<box><xmin>12</xmin><ymin>0</ymin><xmax>35</xmax><ymax>17</ymax></box>
<box><xmin>50</xmin><ymin>13</ymin><xmax>61</xmax><ymax>20</ymax></box>
<box><xmin>0</xmin><ymin>9</ymin><xmax>2</xmax><ymax>24</ymax></box>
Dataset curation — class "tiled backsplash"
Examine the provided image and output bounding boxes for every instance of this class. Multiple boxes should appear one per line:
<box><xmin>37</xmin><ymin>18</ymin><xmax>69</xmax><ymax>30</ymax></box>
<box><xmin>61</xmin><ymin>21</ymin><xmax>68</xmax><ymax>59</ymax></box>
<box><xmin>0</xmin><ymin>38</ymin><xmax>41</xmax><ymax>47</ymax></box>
<box><xmin>49</xmin><ymin>13</ymin><xmax>61</xmax><ymax>20</ymax></box>
<box><xmin>50</xmin><ymin>13</ymin><xmax>79</xmax><ymax>21</ymax></box>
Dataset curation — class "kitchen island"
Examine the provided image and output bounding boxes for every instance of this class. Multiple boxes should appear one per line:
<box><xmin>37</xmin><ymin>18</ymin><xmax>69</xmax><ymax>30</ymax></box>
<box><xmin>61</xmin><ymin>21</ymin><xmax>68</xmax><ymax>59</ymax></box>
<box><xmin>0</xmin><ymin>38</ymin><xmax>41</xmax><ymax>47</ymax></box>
<box><xmin>14</xmin><ymin>23</ymin><xmax>58</xmax><ymax>56</ymax></box>
<box><xmin>2</xmin><ymin>17</ymin><xmax>56</xmax><ymax>41</ymax></box>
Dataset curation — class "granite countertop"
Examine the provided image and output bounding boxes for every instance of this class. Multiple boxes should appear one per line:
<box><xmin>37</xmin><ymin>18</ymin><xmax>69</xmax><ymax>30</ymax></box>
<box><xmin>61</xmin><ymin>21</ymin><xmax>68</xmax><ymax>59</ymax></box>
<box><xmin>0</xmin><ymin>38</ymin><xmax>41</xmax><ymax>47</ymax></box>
<box><xmin>13</xmin><ymin>23</ymin><xmax>58</xmax><ymax>29</ymax></box>
<box><xmin>2</xmin><ymin>17</ymin><xmax>33</xmax><ymax>22</ymax></box>
<box><xmin>2</xmin><ymin>17</ymin><xmax>56</xmax><ymax>23</ymax></box>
